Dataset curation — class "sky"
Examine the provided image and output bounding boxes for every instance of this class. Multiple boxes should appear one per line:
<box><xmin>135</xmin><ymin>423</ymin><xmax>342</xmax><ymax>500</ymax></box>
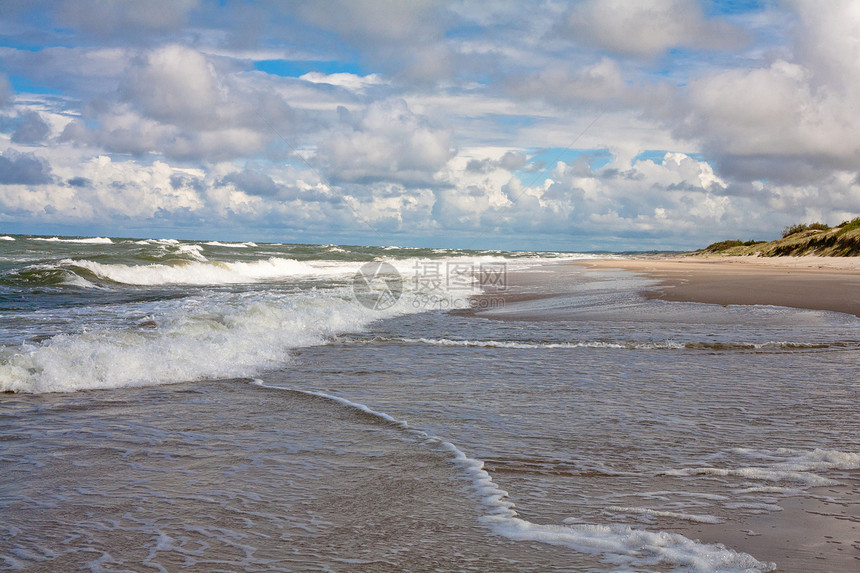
<box><xmin>1</xmin><ymin>0</ymin><xmax>859</xmax><ymax>251</ymax></box>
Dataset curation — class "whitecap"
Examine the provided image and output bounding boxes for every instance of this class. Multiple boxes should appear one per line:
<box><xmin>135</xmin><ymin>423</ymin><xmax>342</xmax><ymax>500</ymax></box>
<box><xmin>31</xmin><ymin>236</ymin><xmax>113</xmax><ymax>244</ymax></box>
<box><xmin>0</xmin><ymin>287</ymin><xmax>420</xmax><ymax>394</ymax></box>
<box><xmin>64</xmin><ymin>257</ymin><xmax>358</xmax><ymax>286</ymax></box>
<box><xmin>203</xmin><ymin>241</ymin><xmax>257</xmax><ymax>248</ymax></box>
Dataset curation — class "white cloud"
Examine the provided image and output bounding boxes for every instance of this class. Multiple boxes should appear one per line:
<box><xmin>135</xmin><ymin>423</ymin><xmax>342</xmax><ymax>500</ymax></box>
<box><xmin>299</xmin><ymin>72</ymin><xmax>386</xmax><ymax>94</ymax></box>
<box><xmin>120</xmin><ymin>45</ymin><xmax>221</xmax><ymax>129</ymax></box>
<box><xmin>508</xmin><ymin>57</ymin><xmax>627</xmax><ymax>107</ymax></box>
<box><xmin>317</xmin><ymin>99</ymin><xmax>454</xmax><ymax>186</ymax></box>
<box><xmin>56</xmin><ymin>0</ymin><xmax>199</xmax><ymax>39</ymax></box>
<box><xmin>561</xmin><ymin>0</ymin><xmax>747</xmax><ymax>58</ymax></box>
<box><xmin>673</xmin><ymin>1</ymin><xmax>860</xmax><ymax>178</ymax></box>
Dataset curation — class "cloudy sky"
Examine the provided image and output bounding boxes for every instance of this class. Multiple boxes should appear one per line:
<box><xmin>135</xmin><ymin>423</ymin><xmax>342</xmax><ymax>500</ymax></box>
<box><xmin>1</xmin><ymin>0</ymin><xmax>859</xmax><ymax>250</ymax></box>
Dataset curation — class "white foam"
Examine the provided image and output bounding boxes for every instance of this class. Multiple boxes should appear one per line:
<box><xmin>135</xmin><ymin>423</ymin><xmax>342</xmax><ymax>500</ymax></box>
<box><xmin>31</xmin><ymin>237</ymin><xmax>113</xmax><ymax>244</ymax></box>
<box><xmin>381</xmin><ymin>337</ymin><xmax>686</xmax><ymax>350</ymax></box>
<box><xmin>58</xmin><ymin>271</ymin><xmax>100</xmax><ymax>289</ymax></box>
<box><xmin>0</xmin><ymin>288</ymin><xmax>418</xmax><ymax>394</ymax></box>
<box><xmin>251</xmin><ymin>381</ymin><xmax>775</xmax><ymax>573</ymax></box>
<box><xmin>134</xmin><ymin>238</ymin><xmax>180</xmax><ymax>246</ymax></box>
<box><xmin>0</xmin><ymin>236</ymin><xmax>14</xmax><ymax>241</ymax></box>
<box><xmin>203</xmin><ymin>241</ymin><xmax>257</xmax><ymax>248</ymax></box>
<box><xmin>737</xmin><ymin>447</ymin><xmax>860</xmax><ymax>470</ymax></box>
<box><xmin>175</xmin><ymin>244</ymin><xmax>207</xmax><ymax>261</ymax></box>
<box><xmin>664</xmin><ymin>466</ymin><xmax>837</xmax><ymax>487</ymax></box>
<box><xmin>64</xmin><ymin>257</ymin><xmax>358</xmax><ymax>286</ymax></box>
<box><xmin>722</xmin><ymin>502</ymin><xmax>783</xmax><ymax>513</ymax></box>
<box><xmin>58</xmin><ymin>253</ymin><xmax>580</xmax><ymax>288</ymax></box>
<box><xmin>666</xmin><ymin>447</ymin><xmax>860</xmax><ymax>488</ymax></box>
<box><xmin>604</xmin><ymin>506</ymin><xmax>724</xmax><ymax>524</ymax></box>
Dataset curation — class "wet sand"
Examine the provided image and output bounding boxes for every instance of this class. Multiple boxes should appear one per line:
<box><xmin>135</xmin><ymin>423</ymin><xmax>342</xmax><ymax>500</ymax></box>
<box><xmin>586</xmin><ymin>256</ymin><xmax>860</xmax><ymax>317</ymax></box>
<box><xmin>689</xmin><ymin>491</ymin><xmax>860</xmax><ymax>573</ymax></box>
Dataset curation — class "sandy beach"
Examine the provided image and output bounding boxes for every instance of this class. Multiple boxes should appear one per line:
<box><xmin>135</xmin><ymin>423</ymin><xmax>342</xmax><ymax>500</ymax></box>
<box><xmin>586</xmin><ymin>256</ymin><xmax>860</xmax><ymax>317</ymax></box>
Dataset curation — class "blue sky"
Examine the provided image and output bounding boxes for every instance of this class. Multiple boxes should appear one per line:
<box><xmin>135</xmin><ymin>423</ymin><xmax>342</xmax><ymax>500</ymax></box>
<box><xmin>1</xmin><ymin>0</ymin><xmax>858</xmax><ymax>250</ymax></box>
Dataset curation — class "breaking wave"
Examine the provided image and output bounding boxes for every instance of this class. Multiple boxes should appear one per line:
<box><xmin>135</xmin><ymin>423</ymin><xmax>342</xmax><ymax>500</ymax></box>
<box><xmin>0</xmin><ymin>288</ymin><xmax>417</xmax><ymax>394</ymax></box>
<box><xmin>64</xmin><ymin>257</ymin><xmax>359</xmax><ymax>285</ymax></box>
<box><xmin>30</xmin><ymin>236</ymin><xmax>113</xmax><ymax>244</ymax></box>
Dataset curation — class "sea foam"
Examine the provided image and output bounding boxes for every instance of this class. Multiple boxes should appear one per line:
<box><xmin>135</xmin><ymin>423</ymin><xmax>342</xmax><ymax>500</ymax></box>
<box><xmin>65</xmin><ymin>257</ymin><xmax>358</xmax><ymax>285</ymax></box>
<box><xmin>203</xmin><ymin>241</ymin><xmax>258</xmax><ymax>248</ymax></box>
<box><xmin>30</xmin><ymin>237</ymin><xmax>113</xmax><ymax>244</ymax></box>
<box><xmin>60</xmin><ymin>253</ymin><xmax>562</xmax><ymax>287</ymax></box>
<box><xmin>666</xmin><ymin>447</ymin><xmax>860</xmax><ymax>489</ymax></box>
<box><xmin>0</xmin><ymin>288</ymin><xmax>415</xmax><ymax>393</ymax></box>
<box><xmin>251</xmin><ymin>381</ymin><xmax>775</xmax><ymax>573</ymax></box>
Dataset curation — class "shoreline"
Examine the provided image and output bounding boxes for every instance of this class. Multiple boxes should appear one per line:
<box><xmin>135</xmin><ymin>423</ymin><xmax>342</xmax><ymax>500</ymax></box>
<box><xmin>584</xmin><ymin>256</ymin><xmax>860</xmax><ymax>318</ymax></box>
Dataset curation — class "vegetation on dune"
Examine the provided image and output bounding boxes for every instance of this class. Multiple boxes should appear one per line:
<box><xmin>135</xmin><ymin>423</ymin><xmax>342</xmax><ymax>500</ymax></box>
<box><xmin>782</xmin><ymin>222</ymin><xmax>830</xmax><ymax>238</ymax></box>
<box><xmin>702</xmin><ymin>239</ymin><xmax>766</xmax><ymax>253</ymax></box>
<box><xmin>696</xmin><ymin>217</ymin><xmax>860</xmax><ymax>257</ymax></box>
<box><xmin>835</xmin><ymin>217</ymin><xmax>860</xmax><ymax>234</ymax></box>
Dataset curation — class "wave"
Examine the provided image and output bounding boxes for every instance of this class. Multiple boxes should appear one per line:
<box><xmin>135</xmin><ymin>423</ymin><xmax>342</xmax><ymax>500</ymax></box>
<box><xmin>664</xmin><ymin>448</ymin><xmax>860</xmax><ymax>488</ymax></box>
<box><xmin>369</xmin><ymin>337</ymin><xmax>676</xmax><ymax>350</ymax></box>
<box><xmin>350</xmin><ymin>336</ymin><xmax>846</xmax><ymax>352</ymax></box>
<box><xmin>133</xmin><ymin>238</ymin><xmax>180</xmax><ymax>246</ymax></box>
<box><xmin>251</xmin><ymin>381</ymin><xmax>774</xmax><ymax>572</ymax></box>
<box><xmin>56</xmin><ymin>253</ymin><xmax>565</xmax><ymax>288</ymax></box>
<box><xmin>0</xmin><ymin>266</ymin><xmax>101</xmax><ymax>289</ymax></box>
<box><xmin>0</xmin><ymin>288</ymin><xmax>417</xmax><ymax>394</ymax></box>
<box><xmin>30</xmin><ymin>236</ymin><xmax>113</xmax><ymax>244</ymax></box>
<box><xmin>0</xmin><ymin>236</ymin><xmax>14</xmax><ymax>241</ymax></box>
<box><xmin>64</xmin><ymin>257</ymin><xmax>358</xmax><ymax>286</ymax></box>
<box><xmin>604</xmin><ymin>506</ymin><xmax>724</xmax><ymax>524</ymax></box>
<box><xmin>203</xmin><ymin>241</ymin><xmax>258</xmax><ymax>248</ymax></box>
<box><xmin>176</xmin><ymin>244</ymin><xmax>207</xmax><ymax>261</ymax></box>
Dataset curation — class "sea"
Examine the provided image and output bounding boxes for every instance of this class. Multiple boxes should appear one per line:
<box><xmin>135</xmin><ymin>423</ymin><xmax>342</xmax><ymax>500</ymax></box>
<box><xmin>0</xmin><ymin>234</ymin><xmax>858</xmax><ymax>572</ymax></box>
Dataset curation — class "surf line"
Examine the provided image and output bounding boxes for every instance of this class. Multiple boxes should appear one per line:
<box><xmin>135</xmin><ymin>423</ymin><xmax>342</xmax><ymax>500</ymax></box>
<box><xmin>249</xmin><ymin>379</ymin><xmax>774</xmax><ymax>572</ymax></box>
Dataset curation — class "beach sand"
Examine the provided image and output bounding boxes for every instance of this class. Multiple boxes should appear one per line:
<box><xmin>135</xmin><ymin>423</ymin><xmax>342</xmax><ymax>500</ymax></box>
<box><xmin>586</xmin><ymin>256</ymin><xmax>860</xmax><ymax>317</ymax></box>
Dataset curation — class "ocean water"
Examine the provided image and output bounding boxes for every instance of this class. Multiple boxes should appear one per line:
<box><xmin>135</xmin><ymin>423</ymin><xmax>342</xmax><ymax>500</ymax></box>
<box><xmin>1</xmin><ymin>235</ymin><xmax>858</xmax><ymax>572</ymax></box>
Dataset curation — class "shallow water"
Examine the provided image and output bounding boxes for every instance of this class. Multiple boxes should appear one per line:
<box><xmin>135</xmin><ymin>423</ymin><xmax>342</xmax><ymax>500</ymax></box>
<box><xmin>1</xmin><ymin>236</ymin><xmax>858</xmax><ymax>571</ymax></box>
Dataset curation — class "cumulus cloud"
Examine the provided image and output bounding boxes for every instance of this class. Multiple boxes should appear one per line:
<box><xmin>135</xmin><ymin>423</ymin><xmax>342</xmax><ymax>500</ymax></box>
<box><xmin>560</xmin><ymin>0</ymin><xmax>747</xmax><ymax>58</ymax></box>
<box><xmin>11</xmin><ymin>111</ymin><xmax>51</xmax><ymax>144</ymax></box>
<box><xmin>0</xmin><ymin>150</ymin><xmax>54</xmax><ymax>185</ymax></box>
<box><xmin>119</xmin><ymin>45</ymin><xmax>221</xmax><ymax>130</ymax></box>
<box><xmin>507</xmin><ymin>57</ymin><xmax>628</xmax><ymax>107</ymax></box>
<box><xmin>0</xmin><ymin>47</ymin><xmax>130</xmax><ymax>96</ymax></box>
<box><xmin>57</xmin><ymin>45</ymin><xmax>301</xmax><ymax>161</ymax></box>
<box><xmin>56</xmin><ymin>0</ymin><xmax>199</xmax><ymax>40</ymax></box>
<box><xmin>219</xmin><ymin>169</ymin><xmax>282</xmax><ymax>198</ymax></box>
<box><xmin>299</xmin><ymin>72</ymin><xmax>386</xmax><ymax>94</ymax></box>
<box><xmin>296</xmin><ymin>0</ymin><xmax>454</xmax><ymax>82</ymax></box>
<box><xmin>466</xmin><ymin>151</ymin><xmax>528</xmax><ymax>173</ymax></box>
<box><xmin>317</xmin><ymin>99</ymin><xmax>454</xmax><ymax>186</ymax></box>
<box><xmin>670</xmin><ymin>1</ymin><xmax>860</xmax><ymax>181</ymax></box>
